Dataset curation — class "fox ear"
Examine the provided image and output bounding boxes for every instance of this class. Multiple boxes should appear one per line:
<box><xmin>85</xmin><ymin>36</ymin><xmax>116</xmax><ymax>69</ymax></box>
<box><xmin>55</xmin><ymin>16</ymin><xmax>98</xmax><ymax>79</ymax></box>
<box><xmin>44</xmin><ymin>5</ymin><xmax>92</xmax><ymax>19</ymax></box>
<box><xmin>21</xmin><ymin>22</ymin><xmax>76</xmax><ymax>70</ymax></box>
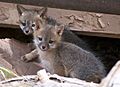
<box><xmin>17</xmin><ymin>4</ymin><xmax>27</xmax><ymax>16</ymax></box>
<box><xmin>56</xmin><ymin>25</ymin><xmax>64</xmax><ymax>36</ymax></box>
<box><xmin>38</xmin><ymin>7</ymin><xmax>47</xmax><ymax>18</ymax></box>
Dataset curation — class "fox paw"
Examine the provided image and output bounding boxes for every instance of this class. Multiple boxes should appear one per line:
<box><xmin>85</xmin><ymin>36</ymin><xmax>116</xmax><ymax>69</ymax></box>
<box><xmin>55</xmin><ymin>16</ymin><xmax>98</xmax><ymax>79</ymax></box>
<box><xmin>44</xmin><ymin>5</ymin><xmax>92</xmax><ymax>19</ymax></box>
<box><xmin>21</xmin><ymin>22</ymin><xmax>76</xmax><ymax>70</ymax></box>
<box><xmin>21</xmin><ymin>55</ymin><xmax>30</xmax><ymax>62</ymax></box>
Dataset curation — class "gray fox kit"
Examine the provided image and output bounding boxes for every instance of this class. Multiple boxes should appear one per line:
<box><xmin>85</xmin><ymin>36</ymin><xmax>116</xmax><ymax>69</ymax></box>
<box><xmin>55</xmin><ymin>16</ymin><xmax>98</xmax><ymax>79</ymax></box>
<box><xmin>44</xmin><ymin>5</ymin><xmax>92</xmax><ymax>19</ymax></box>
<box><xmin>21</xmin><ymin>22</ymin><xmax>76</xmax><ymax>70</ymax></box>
<box><xmin>17</xmin><ymin>5</ymin><xmax>90</xmax><ymax>61</ymax></box>
<box><xmin>33</xmin><ymin>14</ymin><xmax>106</xmax><ymax>83</ymax></box>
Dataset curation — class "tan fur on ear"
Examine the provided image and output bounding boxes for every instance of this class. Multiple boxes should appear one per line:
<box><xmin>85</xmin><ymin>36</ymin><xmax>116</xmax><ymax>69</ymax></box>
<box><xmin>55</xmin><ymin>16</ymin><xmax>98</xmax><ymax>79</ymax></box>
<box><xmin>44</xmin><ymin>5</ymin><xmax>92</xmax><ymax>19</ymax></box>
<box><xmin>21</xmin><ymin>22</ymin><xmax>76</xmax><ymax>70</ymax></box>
<box><xmin>16</xmin><ymin>4</ymin><xmax>27</xmax><ymax>16</ymax></box>
<box><xmin>33</xmin><ymin>18</ymin><xmax>43</xmax><ymax>31</ymax></box>
<box><xmin>56</xmin><ymin>25</ymin><xmax>64</xmax><ymax>36</ymax></box>
<box><xmin>38</xmin><ymin>7</ymin><xmax>48</xmax><ymax>19</ymax></box>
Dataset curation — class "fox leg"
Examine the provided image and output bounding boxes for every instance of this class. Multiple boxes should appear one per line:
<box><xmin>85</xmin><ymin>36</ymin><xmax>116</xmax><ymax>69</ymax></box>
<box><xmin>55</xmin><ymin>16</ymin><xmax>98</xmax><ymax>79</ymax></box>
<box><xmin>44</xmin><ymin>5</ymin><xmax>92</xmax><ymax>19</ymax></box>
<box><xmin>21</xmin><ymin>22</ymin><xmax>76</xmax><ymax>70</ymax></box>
<box><xmin>21</xmin><ymin>49</ymin><xmax>38</xmax><ymax>62</ymax></box>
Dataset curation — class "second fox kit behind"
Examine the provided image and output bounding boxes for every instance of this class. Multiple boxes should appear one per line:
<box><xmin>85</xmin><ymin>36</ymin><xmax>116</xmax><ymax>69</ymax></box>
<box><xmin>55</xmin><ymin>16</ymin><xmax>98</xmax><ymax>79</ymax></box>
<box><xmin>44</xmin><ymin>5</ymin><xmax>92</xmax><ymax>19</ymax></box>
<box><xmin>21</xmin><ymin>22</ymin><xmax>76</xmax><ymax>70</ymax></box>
<box><xmin>32</xmin><ymin>12</ymin><xmax>106</xmax><ymax>83</ymax></box>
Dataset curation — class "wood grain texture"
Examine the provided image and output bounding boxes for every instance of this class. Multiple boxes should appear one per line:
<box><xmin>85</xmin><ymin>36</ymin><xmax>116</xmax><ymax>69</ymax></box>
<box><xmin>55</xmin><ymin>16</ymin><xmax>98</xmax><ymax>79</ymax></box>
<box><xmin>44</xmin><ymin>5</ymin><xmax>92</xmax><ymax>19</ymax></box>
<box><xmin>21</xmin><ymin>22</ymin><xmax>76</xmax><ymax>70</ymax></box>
<box><xmin>0</xmin><ymin>2</ymin><xmax>120</xmax><ymax>38</ymax></box>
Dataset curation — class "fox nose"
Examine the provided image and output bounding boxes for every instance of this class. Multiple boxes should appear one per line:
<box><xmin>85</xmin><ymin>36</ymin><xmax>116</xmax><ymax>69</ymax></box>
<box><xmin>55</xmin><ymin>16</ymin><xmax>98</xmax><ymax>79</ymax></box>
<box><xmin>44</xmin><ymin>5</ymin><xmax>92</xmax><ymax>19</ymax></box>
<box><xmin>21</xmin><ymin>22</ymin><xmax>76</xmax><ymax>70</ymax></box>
<box><xmin>40</xmin><ymin>45</ymin><xmax>48</xmax><ymax>51</ymax></box>
<box><xmin>25</xmin><ymin>30</ymin><xmax>29</xmax><ymax>33</ymax></box>
<box><xmin>42</xmin><ymin>46</ymin><xmax>46</xmax><ymax>49</ymax></box>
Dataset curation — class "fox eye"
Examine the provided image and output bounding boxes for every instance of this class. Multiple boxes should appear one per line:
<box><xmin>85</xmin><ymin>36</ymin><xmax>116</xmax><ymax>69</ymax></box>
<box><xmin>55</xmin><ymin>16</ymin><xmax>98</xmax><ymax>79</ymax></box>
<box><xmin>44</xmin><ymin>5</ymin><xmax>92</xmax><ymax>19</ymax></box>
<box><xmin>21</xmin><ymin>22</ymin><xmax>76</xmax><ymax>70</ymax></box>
<box><xmin>22</xmin><ymin>22</ymin><xmax>26</xmax><ymax>26</ymax></box>
<box><xmin>32</xmin><ymin>24</ymin><xmax>35</xmax><ymax>27</ymax></box>
<box><xmin>49</xmin><ymin>40</ymin><xmax>54</xmax><ymax>44</ymax></box>
<box><xmin>38</xmin><ymin>37</ymin><xmax>42</xmax><ymax>41</ymax></box>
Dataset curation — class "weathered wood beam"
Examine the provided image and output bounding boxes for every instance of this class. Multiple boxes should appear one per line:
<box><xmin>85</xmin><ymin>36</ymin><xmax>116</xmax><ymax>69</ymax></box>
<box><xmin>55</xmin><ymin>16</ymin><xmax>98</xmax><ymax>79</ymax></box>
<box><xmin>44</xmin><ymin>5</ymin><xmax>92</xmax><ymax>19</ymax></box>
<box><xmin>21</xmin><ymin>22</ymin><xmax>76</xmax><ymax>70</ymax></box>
<box><xmin>0</xmin><ymin>2</ymin><xmax>120</xmax><ymax>39</ymax></box>
<box><xmin>0</xmin><ymin>0</ymin><xmax>120</xmax><ymax>15</ymax></box>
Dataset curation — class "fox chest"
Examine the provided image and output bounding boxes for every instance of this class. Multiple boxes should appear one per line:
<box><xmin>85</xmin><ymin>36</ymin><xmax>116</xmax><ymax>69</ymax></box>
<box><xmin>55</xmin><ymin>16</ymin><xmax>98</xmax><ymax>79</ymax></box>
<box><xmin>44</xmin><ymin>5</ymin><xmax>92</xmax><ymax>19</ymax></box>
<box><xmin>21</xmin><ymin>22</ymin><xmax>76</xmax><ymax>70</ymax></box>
<box><xmin>40</xmin><ymin>56</ymin><xmax>65</xmax><ymax>76</ymax></box>
<box><xmin>38</xmin><ymin>52</ymin><xmax>55</xmax><ymax>74</ymax></box>
<box><xmin>37</xmin><ymin>50</ymin><xmax>65</xmax><ymax>75</ymax></box>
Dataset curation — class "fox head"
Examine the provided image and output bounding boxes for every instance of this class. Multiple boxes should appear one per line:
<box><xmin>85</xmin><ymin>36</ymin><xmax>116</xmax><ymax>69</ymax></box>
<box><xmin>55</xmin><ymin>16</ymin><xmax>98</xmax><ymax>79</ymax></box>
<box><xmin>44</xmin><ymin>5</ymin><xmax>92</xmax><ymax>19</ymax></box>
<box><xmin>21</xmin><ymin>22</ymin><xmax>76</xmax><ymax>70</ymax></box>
<box><xmin>17</xmin><ymin>5</ymin><xmax>47</xmax><ymax>35</ymax></box>
<box><xmin>33</xmin><ymin>18</ymin><xmax>64</xmax><ymax>51</ymax></box>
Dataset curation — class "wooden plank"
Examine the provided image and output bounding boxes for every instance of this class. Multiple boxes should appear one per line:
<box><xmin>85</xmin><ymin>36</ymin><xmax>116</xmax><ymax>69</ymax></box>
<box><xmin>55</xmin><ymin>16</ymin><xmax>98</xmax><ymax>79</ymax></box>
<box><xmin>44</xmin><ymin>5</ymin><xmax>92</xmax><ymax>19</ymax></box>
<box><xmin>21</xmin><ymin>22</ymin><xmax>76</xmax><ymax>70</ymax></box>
<box><xmin>0</xmin><ymin>0</ymin><xmax>120</xmax><ymax>15</ymax></box>
<box><xmin>0</xmin><ymin>2</ymin><xmax>120</xmax><ymax>39</ymax></box>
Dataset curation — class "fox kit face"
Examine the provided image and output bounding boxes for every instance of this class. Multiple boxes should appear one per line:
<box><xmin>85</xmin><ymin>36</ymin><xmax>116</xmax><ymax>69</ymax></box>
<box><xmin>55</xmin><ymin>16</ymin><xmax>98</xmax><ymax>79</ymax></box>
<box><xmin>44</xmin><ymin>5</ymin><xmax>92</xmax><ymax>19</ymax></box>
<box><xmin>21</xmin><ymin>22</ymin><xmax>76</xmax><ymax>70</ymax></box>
<box><xmin>17</xmin><ymin>5</ymin><xmax>47</xmax><ymax>35</ymax></box>
<box><xmin>33</xmin><ymin>19</ymin><xmax>64</xmax><ymax>51</ymax></box>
